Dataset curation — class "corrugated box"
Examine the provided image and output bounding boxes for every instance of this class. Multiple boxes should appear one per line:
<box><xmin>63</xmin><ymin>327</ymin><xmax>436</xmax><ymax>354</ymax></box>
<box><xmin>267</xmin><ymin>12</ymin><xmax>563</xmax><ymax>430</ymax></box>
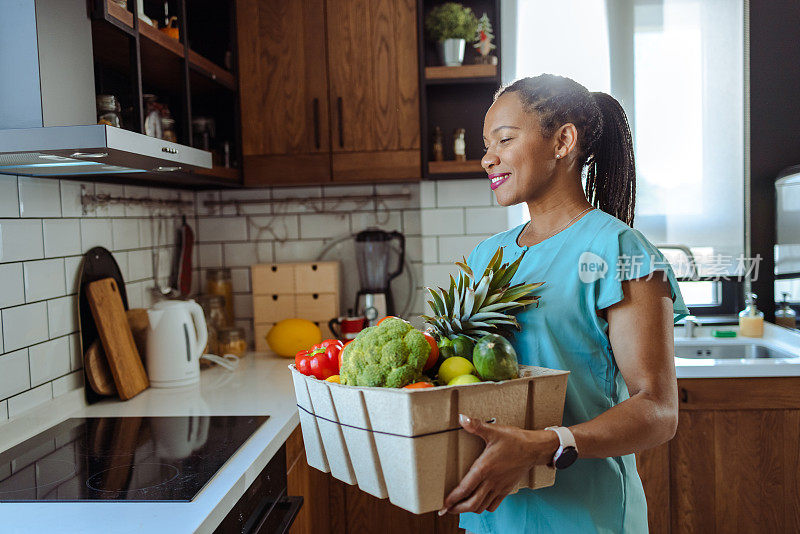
<box><xmin>290</xmin><ymin>364</ymin><xmax>570</xmax><ymax>514</ymax></box>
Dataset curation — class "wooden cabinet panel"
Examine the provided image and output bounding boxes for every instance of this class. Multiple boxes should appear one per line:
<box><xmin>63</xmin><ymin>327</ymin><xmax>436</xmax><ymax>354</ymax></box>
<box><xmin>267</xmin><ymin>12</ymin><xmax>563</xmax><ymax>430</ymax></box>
<box><xmin>326</xmin><ymin>0</ymin><xmax>419</xmax><ymax>154</ymax></box>
<box><xmin>636</xmin><ymin>442</ymin><xmax>670</xmax><ymax>534</ymax></box>
<box><xmin>670</xmin><ymin>410</ymin><xmax>715</xmax><ymax>533</ymax></box>
<box><xmin>237</xmin><ymin>0</ymin><xmax>330</xmax><ymax>157</ymax></box>
<box><xmin>344</xmin><ymin>484</ymin><xmax>436</xmax><ymax>534</ymax></box>
<box><xmin>785</xmin><ymin>410</ymin><xmax>800</xmax><ymax>532</ymax></box>
<box><xmin>332</xmin><ymin>150</ymin><xmax>420</xmax><ymax>182</ymax></box>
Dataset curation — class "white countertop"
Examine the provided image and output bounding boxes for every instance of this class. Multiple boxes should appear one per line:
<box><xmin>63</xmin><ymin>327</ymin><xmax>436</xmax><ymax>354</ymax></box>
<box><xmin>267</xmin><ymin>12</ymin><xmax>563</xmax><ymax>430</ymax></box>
<box><xmin>0</xmin><ymin>352</ymin><xmax>299</xmax><ymax>534</ymax></box>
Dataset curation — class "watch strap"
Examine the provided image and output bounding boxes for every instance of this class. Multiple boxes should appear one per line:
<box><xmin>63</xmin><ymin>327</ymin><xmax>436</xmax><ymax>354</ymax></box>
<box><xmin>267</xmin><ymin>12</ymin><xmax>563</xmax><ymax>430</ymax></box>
<box><xmin>544</xmin><ymin>426</ymin><xmax>578</xmax><ymax>469</ymax></box>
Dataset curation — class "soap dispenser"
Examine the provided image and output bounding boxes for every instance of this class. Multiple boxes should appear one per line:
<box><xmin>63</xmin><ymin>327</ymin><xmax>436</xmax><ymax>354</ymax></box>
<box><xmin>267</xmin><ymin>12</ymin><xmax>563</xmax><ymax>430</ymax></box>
<box><xmin>775</xmin><ymin>292</ymin><xmax>797</xmax><ymax>329</ymax></box>
<box><xmin>739</xmin><ymin>292</ymin><xmax>764</xmax><ymax>337</ymax></box>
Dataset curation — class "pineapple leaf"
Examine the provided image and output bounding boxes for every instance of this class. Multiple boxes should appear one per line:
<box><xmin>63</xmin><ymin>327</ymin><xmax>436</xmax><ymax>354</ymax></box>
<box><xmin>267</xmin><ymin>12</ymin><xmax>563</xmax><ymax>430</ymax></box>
<box><xmin>427</xmin><ymin>287</ymin><xmax>445</xmax><ymax>316</ymax></box>
<box><xmin>482</xmin><ymin>247</ymin><xmax>503</xmax><ymax>279</ymax></box>
<box><xmin>456</xmin><ymin>258</ymin><xmax>473</xmax><ymax>278</ymax></box>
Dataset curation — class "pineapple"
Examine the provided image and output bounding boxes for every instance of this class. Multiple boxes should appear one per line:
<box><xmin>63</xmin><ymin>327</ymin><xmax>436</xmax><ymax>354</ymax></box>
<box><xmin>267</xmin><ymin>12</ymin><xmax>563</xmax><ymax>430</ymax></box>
<box><xmin>421</xmin><ymin>246</ymin><xmax>543</xmax><ymax>342</ymax></box>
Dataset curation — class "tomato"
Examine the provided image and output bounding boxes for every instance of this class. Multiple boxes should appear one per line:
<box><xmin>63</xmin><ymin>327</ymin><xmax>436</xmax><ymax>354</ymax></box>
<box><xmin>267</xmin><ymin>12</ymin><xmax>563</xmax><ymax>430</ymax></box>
<box><xmin>339</xmin><ymin>339</ymin><xmax>353</xmax><ymax>369</ymax></box>
<box><xmin>309</xmin><ymin>352</ymin><xmax>337</xmax><ymax>380</ymax></box>
<box><xmin>324</xmin><ymin>344</ymin><xmax>341</xmax><ymax>372</ymax></box>
<box><xmin>422</xmin><ymin>332</ymin><xmax>439</xmax><ymax>371</ymax></box>
<box><xmin>404</xmin><ymin>382</ymin><xmax>434</xmax><ymax>389</ymax></box>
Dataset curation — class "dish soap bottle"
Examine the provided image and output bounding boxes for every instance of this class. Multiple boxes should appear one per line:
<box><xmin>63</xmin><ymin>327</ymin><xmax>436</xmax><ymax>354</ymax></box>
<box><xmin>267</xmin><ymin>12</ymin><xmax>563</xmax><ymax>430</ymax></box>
<box><xmin>739</xmin><ymin>292</ymin><xmax>764</xmax><ymax>337</ymax></box>
<box><xmin>775</xmin><ymin>292</ymin><xmax>797</xmax><ymax>329</ymax></box>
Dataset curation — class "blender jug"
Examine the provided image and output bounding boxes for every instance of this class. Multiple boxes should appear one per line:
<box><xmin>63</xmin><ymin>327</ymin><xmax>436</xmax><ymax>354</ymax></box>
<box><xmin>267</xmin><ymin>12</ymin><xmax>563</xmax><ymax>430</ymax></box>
<box><xmin>354</xmin><ymin>229</ymin><xmax>405</xmax><ymax>323</ymax></box>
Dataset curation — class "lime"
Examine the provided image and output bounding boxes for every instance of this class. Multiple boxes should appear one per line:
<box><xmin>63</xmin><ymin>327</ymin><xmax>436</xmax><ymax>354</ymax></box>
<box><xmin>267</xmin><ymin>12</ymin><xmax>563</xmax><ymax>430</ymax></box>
<box><xmin>438</xmin><ymin>356</ymin><xmax>476</xmax><ymax>385</ymax></box>
<box><xmin>448</xmin><ymin>374</ymin><xmax>482</xmax><ymax>386</ymax></box>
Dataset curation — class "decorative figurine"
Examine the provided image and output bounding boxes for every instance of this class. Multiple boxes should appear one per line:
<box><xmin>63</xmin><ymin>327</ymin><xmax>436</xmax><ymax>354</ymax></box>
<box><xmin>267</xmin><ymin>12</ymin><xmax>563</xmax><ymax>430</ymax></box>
<box><xmin>453</xmin><ymin>128</ymin><xmax>466</xmax><ymax>161</ymax></box>
<box><xmin>432</xmin><ymin>126</ymin><xmax>444</xmax><ymax>161</ymax></box>
<box><xmin>474</xmin><ymin>13</ymin><xmax>497</xmax><ymax>65</ymax></box>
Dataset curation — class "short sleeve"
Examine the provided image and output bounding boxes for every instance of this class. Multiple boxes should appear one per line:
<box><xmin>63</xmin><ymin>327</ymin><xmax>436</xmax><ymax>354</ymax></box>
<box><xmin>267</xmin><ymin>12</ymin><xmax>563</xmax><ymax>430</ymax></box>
<box><xmin>595</xmin><ymin>228</ymin><xmax>690</xmax><ymax>323</ymax></box>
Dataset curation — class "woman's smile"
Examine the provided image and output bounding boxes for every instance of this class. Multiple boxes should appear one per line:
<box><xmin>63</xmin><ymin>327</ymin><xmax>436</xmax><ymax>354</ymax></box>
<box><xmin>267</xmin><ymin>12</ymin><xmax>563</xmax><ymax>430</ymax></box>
<box><xmin>489</xmin><ymin>172</ymin><xmax>511</xmax><ymax>190</ymax></box>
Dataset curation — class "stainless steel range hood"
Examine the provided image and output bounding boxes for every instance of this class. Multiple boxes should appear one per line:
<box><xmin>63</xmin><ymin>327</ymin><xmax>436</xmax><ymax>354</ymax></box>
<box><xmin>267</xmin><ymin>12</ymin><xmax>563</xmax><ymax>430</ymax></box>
<box><xmin>0</xmin><ymin>0</ymin><xmax>212</xmax><ymax>178</ymax></box>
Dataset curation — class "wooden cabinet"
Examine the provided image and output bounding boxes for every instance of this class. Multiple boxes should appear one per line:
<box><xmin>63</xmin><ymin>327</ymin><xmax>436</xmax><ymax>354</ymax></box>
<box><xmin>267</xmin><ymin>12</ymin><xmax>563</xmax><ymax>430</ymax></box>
<box><xmin>636</xmin><ymin>377</ymin><xmax>800</xmax><ymax>533</ymax></box>
<box><xmin>237</xmin><ymin>0</ymin><xmax>420</xmax><ymax>186</ymax></box>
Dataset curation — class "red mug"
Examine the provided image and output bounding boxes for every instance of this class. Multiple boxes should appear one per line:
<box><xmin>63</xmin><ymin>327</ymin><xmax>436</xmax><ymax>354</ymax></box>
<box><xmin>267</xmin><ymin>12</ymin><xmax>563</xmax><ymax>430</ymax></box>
<box><xmin>328</xmin><ymin>316</ymin><xmax>367</xmax><ymax>341</ymax></box>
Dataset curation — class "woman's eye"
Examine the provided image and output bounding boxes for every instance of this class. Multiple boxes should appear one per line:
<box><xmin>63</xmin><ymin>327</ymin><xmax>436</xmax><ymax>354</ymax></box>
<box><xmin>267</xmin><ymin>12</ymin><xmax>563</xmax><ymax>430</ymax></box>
<box><xmin>500</xmin><ymin>138</ymin><xmax>512</xmax><ymax>144</ymax></box>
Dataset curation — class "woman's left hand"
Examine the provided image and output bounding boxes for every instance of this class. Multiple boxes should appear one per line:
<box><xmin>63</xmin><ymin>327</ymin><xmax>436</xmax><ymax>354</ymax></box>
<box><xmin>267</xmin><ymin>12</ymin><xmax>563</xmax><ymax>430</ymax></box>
<box><xmin>439</xmin><ymin>414</ymin><xmax>559</xmax><ymax>516</ymax></box>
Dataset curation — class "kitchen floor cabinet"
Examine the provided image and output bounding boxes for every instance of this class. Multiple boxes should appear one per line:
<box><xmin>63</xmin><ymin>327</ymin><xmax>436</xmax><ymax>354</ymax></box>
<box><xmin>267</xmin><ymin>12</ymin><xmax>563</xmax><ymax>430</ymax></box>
<box><xmin>237</xmin><ymin>0</ymin><xmax>420</xmax><ymax>186</ymax></box>
<box><xmin>636</xmin><ymin>377</ymin><xmax>800</xmax><ymax>533</ymax></box>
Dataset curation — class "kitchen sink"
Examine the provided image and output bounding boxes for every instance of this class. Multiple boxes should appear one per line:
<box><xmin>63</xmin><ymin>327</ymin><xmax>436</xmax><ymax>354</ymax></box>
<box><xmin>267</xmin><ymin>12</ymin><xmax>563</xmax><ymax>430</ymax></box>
<box><xmin>674</xmin><ymin>343</ymin><xmax>796</xmax><ymax>359</ymax></box>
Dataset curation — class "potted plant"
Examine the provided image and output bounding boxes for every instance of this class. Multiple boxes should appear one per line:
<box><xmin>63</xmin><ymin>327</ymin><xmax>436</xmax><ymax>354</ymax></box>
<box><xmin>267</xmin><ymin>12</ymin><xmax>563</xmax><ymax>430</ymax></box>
<box><xmin>425</xmin><ymin>2</ymin><xmax>478</xmax><ymax>67</ymax></box>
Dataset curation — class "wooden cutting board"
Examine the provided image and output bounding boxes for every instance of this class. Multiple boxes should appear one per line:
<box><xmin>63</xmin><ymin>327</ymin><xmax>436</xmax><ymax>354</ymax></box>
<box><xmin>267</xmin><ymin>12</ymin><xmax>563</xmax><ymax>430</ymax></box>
<box><xmin>84</xmin><ymin>309</ymin><xmax>150</xmax><ymax>397</ymax></box>
<box><xmin>86</xmin><ymin>278</ymin><xmax>149</xmax><ymax>400</ymax></box>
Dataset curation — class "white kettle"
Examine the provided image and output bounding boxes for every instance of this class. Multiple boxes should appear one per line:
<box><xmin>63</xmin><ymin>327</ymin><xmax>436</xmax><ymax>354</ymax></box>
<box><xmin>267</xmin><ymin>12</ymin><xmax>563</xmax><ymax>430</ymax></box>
<box><xmin>146</xmin><ymin>299</ymin><xmax>208</xmax><ymax>388</ymax></box>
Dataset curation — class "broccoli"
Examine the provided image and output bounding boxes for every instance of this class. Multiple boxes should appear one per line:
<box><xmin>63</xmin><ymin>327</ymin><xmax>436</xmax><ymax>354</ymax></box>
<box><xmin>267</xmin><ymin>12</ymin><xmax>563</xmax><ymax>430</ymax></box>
<box><xmin>339</xmin><ymin>318</ymin><xmax>431</xmax><ymax>388</ymax></box>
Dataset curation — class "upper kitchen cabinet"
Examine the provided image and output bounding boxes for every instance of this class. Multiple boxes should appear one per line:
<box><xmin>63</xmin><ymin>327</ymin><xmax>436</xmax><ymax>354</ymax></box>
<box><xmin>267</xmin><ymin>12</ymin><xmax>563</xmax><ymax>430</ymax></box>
<box><xmin>237</xmin><ymin>0</ymin><xmax>421</xmax><ymax>186</ymax></box>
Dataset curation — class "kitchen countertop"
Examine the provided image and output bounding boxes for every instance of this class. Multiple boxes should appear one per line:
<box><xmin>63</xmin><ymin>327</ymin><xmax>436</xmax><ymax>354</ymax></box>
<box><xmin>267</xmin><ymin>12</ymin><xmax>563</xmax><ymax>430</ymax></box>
<box><xmin>0</xmin><ymin>352</ymin><xmax>299</xmax><ymax>534</ymax></box>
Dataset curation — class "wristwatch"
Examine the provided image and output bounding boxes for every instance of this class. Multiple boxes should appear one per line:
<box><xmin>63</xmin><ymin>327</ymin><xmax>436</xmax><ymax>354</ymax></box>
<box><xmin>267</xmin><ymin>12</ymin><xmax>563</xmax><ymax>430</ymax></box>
<box><xmin>544</xmin><ymin>426</ymin><xmax>579</xmax><ymax>469</ymax></box>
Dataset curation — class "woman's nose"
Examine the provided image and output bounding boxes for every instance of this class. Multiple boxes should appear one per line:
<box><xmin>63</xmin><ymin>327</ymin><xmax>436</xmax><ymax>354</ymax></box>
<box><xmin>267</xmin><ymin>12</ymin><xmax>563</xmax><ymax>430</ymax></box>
<box><xmin>482</xmin><ymin>150</ymin><xmax>499</xmax><ymax>171</ymax></box>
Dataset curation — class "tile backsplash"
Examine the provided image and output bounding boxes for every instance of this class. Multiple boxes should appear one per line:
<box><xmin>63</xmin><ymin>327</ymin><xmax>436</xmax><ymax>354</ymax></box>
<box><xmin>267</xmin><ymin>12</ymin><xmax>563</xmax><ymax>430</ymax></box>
<box><xmin>0</xmin><ymin>173</ymin><xmax>510</xmax><ymax>423</ymax></box>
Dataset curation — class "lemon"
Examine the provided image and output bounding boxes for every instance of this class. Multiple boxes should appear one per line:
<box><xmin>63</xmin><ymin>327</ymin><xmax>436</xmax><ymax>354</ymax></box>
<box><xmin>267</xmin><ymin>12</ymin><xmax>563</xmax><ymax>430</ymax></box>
<box><xmin>438</xmin><ymin>356</ymin><xmax>476</xmax><ymax>385</ymax></box>
<box><xmin>266</xmin><ymin>319</ymin><xmax>322</xmax><ymax>357</ymax></box>
<box><xmin>448</xmin><ymin>374</ymin><xmax>482</xmax><ymax>386</ymax></box>
<box><xmin>325</xmin><ymin>375</ymin><xmax>340</xmax><ymax>383</ymax></box>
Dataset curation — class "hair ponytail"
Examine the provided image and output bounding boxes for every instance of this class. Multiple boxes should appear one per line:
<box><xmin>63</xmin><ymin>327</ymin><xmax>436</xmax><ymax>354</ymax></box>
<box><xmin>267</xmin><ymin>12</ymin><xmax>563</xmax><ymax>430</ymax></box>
<box><xmin>496</xmin><ymin>75</ymin><xmax>637</xmax><ymax>227</ymax></box>
<box><xmin>585</xmin><ymin>92</ymin><xmax>636</xmax><ymax>227</ymax></box>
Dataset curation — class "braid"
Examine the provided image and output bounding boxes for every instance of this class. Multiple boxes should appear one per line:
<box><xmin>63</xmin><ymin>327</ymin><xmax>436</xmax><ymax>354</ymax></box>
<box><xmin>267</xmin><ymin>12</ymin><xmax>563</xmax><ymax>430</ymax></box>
<box><xmin>496</xmin><ymin>75</ymin><xmax>637</xmax><ymax>227</ymax></box>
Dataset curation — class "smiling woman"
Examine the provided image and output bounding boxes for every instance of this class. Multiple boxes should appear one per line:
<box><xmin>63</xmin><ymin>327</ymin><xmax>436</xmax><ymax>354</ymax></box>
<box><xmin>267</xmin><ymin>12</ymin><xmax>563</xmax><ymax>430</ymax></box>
<box><xmin>443</xmin><ymin>74</ymin><xmax>690</xmax><ymax>534</ymax></box>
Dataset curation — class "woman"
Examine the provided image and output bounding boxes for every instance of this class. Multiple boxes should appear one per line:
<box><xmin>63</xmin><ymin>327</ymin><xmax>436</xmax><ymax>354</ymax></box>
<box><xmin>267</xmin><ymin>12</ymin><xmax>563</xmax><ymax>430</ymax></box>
<box><xmin>439</xmin><ymin>74</ymin><xmax>689</xmax><ymax>533</ymax></box>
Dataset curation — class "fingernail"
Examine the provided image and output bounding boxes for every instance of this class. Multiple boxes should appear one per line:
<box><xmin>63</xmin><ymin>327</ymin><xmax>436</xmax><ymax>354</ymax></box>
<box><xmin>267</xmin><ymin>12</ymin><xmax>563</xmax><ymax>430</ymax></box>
<box><xmin>438</xmin><ymin>508</ymin><xmax>448</xmax><ymax>516</ymax></box>
<box><xmin>459</xmin><ymin>413</ymin><xmax>471</xmax><ymax>425</ymax></box>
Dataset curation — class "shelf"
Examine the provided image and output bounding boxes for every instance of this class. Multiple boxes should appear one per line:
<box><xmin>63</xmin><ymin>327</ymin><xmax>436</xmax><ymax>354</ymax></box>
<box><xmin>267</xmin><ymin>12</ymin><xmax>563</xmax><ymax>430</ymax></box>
<box><xmin>425</xmin><ymin>64</ymin><xmax>497</xmax><ymax>81</ymax></box>
<box><xmin>193</xmin><ymin>165</ymin><xmax>241</xmax><ymax>182</ymax></box>
<box><xmin>139</xmin><ymin>22</ymin><xmax>184</xmax><ymax>58</ymax></box>
<box><xmin>106</xmin><ymin>0</ymin><xmax>133</xmax><ymax>28</ymax></box>
<box><xmin>188</xmin><ymin>50</ymin><xmax>237</xmax><ymax>90</ymax></box>
<box><xmin>428</xmin><ymin>159</ymin><xmax>484</xmax><ymax>174</ymax></box>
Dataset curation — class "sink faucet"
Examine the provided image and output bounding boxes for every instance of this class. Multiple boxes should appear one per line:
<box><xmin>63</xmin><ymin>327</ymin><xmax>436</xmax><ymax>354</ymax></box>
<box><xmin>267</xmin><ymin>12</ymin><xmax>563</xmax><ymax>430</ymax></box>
<box><xmin>683</xmin><ymin>315</ymin><xmax>701</xmax><ymax>338</ymax></box>
<box><xmin>657</xmin><ymin>244</ymin><xmax>698</xmax><ymax>280</ymax></box>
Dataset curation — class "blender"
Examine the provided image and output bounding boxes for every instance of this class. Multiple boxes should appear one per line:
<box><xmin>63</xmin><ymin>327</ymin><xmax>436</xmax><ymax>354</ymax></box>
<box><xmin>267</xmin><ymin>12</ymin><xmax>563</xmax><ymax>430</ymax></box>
<box><xmin>354</xmin><ymin>229</ymin><xmax>405</xmax><ymax>324</ymax></box>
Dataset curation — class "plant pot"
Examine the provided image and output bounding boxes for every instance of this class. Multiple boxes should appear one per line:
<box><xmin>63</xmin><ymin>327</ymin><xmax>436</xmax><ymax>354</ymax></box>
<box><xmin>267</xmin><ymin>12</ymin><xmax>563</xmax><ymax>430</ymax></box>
<box><xmin>437</xmin><ymin>38</ymin><xmax>466</xmax><ymax>67</ymax></box>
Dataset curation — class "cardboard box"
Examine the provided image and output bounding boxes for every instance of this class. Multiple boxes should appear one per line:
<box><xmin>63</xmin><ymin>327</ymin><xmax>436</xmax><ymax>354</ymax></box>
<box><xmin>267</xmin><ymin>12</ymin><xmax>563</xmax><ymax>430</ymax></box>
<box><xmin>290</xmin><ymin>364</ymin><xmax>569</xmax><ymax>514</ymax></box>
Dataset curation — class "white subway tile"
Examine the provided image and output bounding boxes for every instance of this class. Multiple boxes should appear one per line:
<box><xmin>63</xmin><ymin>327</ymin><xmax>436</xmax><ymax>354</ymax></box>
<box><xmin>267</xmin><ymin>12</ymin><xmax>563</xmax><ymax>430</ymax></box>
<box><xmin>374</xmin><ymin>183</ymin><xmax>420</xmax><ymax>210</ymax></box>
<box><xmin>0</xmin><ymin>263</ymin><xmax>25</xmax><ymax>308</ymax></box>
<box><xmin>299</xmin><ymin>213</ymin><xmax>349</xmax><ymax>239</ymax></box>
<box><xmin>29</xmin><ymin>337</ymin><xmax>71</xmax><ymax>387</ymax></box>
<box><xmin>0</xmin><ymin>400</ymin><xmax>6</xmax><ymax>422</ymax></box>
<box><xmin>223</xmin><ymin>242</ymin><xmax>273</xmax><ymax>267</ymax></box>
<box><xmin>422</xmin><ymin>237</ymin><xmax>438</xmax><ymax>264</ymax></box>
<box><xmin>198</xmin><ymin>217</ymin><xmax>248</xmax><ymax>242</ymax></box>
<box><xmin>422</xmin><ymin>264</ymin><xmax>458</xmax><ymax>292</ymax></box>
<box><xmin>248</xmin><ymin>215</ymin><xmax>299</xmax><ymax>241</ymax></box>
<box><xmin>18</xmin><ymin>177</ymin><xmax>61</xmax><ymax>218</ymax></box>
<box><xmin>47</xmin><ymin>296</ymin><xmax>78</xmax><ymax>338</ymax></box>
<box><xmin>138</xmin><ymin>218</ymin><xmax>153</xmax><ymax>247</ymax></box>
<box><xmin>125</xmin><ymin>281</ymin><xmax>144</xmax><ymax>309</ymax></box>
<box><xmin>0</xmin><ymin>219</ymin><xmax>44</xmax><ymax>262</ymax></box>
<box><xmin>274</xmin><ymin>240</ymin><xmax>325</xmax><ymax>262</ymax></box>
<box><xmin>8</xmin><ymin>382</ymin><xmax>52</xmax><ymax>418</ymax></box>
<box><xmin>322</xmin><ymin>184</ymin><xmax>374</xmax><ymax>212</ymax></box>
<box><xmin>0</xmin><ymin>174</ymin><xmax>19</xmax><ymax>217</ymax></box>
<box><xmin>179</xmin><ymin>190</ymin><xmax>195</xmax><ymax>217</ymax></box>
<box><xmin>421</xmin><ymin>208</ymin><xmax>464</xmax><ymax>236</ymax></box>
<box><xmin>127</xmin><ymin>249</ymin><xmax>152</xmax><ymax>281</ymax></box>
<box><xmin>112</xmin><ymin>251</ymin><xmax>129</xmax><ymax>281</ymax></box>
<box><xmin>111</xmin><ymin>219</ymin><xmax>140</xmax><ymax>250</ymax></box>
<box><xmin>402</xmin><ymin>209</ymin><xmax>422</xmax><ymax>236</ymax></box>
<box><xmin>436</xmin><ymin>180</ymin><xmax>492</xmax><ymax>208</ymax></box>
<box><xmin>52</xmin><ymin>370</ymin><xmax>83</xmax><ymax>397</ymax></box>
<box><xmin>24</xmin><ymin>259</ymin><xmax>66</xmax><ymax>302</ymax></box>
<box><xmin>60</xmin><ymin>181</ymin><xmax>91</xmax><ymax>217</ymax></box>
<box><xmin>220</xmin><ymin>188</ymin><xmax>272</xmax><ymax>215</ymax></box>
<box><xmin>149</xmin><ymin>188</ymin><xmax>181</xmax><ymax>217</ymax></box>
<box><xmin>80</xmin><ymin>219</ymin><xmax>113</xmax><ymax>251</ymax></box>
<box><xmin>438</xmin><ymin>235</ymin><xmax>489</xmax><ymax>263</ymax></box>
<box><xmin>64</xmin><ymin>256</ymin><xmax>82</xmax><ymax>295</ymax></box>
<box><xmin>351</xmin><ymin>211</ymin><xmax>402</xmax><ymax>233</ymax></box>
<box><xmin>419</xmin><ymin>181</ymin><xmax>436</xmax><ymax>208</ymax></box>
<box><xmin>198</xmin><ymin>244</ymin><xmax>223</xmax><ymax>268</ymax></box>
<box><xmin>405</xmin><ymin>237</ymin><xmax>422</xmax><ymax>263</ymax></box>
<box><xmin>196</xmin><ymin>190</ymin><xmax>221</xmax><ymax>216</ymax></box>
<box><xmin>230</xmin><ymin>268</ymin><xmax>251</xmax><ymax>293</ymax></box>
<box><xmin>233</xmin><ymin>294</ymin><xmax>253</xmax><ymax>319</ymax></box>
<box><xmin>0</xmin><ymin>349</ymin><xmax>30</xmax><ymax>399</ymax></box>
<box><xmin>68</xmin><ymin>333</ymin><xmax>82</xmax><ymax>371</ymax></box>
<box><xmin>2</xmin><ymin>302</ymin><xmax>48</xmax><ymax>351</ymax></box>
<box><xmin>42</xmin><ymin>219</ymin><xmax>81</xmax><ymax>257</ymax></box>
<box><xmin>123</xmin><ymin>185</ymin><xmax>149</xmax><ymax>217</ymax></box>
<box><xmin>271</xmin><ymin>186</ymin><xmax>322</xmax><ymax>213</ymax></box>
<box><xmin>465</xmin><ymin>207</ymin><xmax>511</xmax><ymax>235</ymax></box>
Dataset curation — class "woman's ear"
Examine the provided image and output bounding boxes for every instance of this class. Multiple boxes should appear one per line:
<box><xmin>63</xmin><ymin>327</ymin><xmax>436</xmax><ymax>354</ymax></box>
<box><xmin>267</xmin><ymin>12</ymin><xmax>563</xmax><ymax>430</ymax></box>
<box><xmin>555</xmin><ymin>123</ymin><xmax>578</xmax><ymax>158</ymax></box>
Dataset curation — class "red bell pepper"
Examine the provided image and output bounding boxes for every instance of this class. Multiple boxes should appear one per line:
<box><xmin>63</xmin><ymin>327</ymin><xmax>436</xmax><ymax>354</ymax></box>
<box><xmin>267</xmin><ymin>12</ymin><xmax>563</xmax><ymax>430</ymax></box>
<box><xmin>308</xmin><ymin>347</ymin><xmax>337</xmax><ymax>380</ymax></box>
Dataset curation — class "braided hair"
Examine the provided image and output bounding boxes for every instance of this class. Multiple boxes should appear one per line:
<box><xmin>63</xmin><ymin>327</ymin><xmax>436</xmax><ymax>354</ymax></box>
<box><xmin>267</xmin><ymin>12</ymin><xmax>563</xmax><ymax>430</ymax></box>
<box><xmin>496</xmin><ymin>74</ymin><xmax>637</xmax><ymax>227</ymax></box>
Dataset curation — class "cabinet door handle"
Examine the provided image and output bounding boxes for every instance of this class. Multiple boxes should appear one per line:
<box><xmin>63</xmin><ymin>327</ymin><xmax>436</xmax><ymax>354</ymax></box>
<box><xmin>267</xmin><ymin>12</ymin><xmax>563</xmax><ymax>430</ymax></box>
<box><xmin>337</xmin><ymin>97</ymin><xmax>344</xmax><ymax>148</ymax></box>
<box><xmin>312</xmin><ymin>98</ymin><xmax>320</xmax><ymax>150</ymax></box>
<box><xmin>680</xmin><ymin>388</ymin><xmax>689</xmax><ymax>403</ymax></box>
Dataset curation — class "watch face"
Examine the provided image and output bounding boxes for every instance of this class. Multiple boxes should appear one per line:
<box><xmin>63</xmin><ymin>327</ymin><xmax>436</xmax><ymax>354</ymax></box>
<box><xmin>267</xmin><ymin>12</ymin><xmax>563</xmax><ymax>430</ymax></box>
<box><xmin>554</xmin><ymin>446</ymin><xmax>578</xmax><ymax>469</ymax></box>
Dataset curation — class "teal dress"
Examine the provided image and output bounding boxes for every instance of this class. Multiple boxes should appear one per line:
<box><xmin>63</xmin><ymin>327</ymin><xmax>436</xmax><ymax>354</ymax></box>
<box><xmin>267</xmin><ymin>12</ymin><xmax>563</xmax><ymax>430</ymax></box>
<box><xmin>458</xmin><ymin>209</ymin><xmax>689</xmax><ymax>534</ymax></box>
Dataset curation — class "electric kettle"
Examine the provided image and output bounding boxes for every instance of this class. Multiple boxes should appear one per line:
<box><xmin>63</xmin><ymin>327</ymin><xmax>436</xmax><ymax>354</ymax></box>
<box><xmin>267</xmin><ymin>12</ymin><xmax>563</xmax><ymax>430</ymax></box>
<box><xmin>146</xmin><ymin>299</ymin><xmax>208</xmax><ymax>387</ymax></box>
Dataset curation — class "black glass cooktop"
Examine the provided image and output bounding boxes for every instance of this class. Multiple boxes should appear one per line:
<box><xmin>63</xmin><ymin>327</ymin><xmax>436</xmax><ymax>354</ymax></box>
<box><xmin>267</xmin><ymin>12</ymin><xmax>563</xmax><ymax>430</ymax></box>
<box><xmin>0</xmin><ymin>415</ymin><xmax>268</xmax><ymax>502</ymax></box>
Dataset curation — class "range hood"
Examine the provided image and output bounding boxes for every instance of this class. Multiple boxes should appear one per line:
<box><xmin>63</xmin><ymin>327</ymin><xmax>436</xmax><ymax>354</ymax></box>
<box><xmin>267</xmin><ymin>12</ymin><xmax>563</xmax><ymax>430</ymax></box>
<box><xmin>0</xmin><ymin>0</ymin><xmax>212</xmax><ymax>178</ymax></box>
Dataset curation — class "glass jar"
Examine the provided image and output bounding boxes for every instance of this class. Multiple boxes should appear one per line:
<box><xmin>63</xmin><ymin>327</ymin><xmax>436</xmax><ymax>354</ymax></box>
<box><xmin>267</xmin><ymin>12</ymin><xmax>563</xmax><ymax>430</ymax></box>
<box><xmin>192</xmin><ymin>117</ymin><xmax>216</xmax><ymax>151</ymax></box>
<box><xmin>96</xmin><ymin>95</ymin><xmax>122</xmax><ymax>128</ymax></box>
<box><xmin>218</xmin><ymin>327</ymin><xmax>247</xmax><ymax>357</ymax></box>
<box><xmin>161</xmin><ymin>116</ymin><xmax>177</xmax><ymax>143</ymax></box>
<box><xmin>206</xmin><ymin>268</ymin><xmax>234</xmax><ymax>326</ymax></box>
<box><xmin>776</xmin><ymin>292</ymin><xmax>797</xmax><ymax>329</ymax></box>
<box><xmin>143</xmin><ymin>94</ymin><xmax>163</xmax><ymax>138</ymax></box>
<box><xmin>197</xmin><ymin>294</ymin><xmax>227</xmax><ymax>354</ymax></box>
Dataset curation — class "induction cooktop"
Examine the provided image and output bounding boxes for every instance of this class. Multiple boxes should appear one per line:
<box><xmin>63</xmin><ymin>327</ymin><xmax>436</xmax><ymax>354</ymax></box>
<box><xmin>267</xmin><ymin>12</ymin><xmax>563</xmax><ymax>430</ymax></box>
<box><xmin>0</xmin><ymin>415</ymin><xmax>268</xmax><ymax>502</ymax></box>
